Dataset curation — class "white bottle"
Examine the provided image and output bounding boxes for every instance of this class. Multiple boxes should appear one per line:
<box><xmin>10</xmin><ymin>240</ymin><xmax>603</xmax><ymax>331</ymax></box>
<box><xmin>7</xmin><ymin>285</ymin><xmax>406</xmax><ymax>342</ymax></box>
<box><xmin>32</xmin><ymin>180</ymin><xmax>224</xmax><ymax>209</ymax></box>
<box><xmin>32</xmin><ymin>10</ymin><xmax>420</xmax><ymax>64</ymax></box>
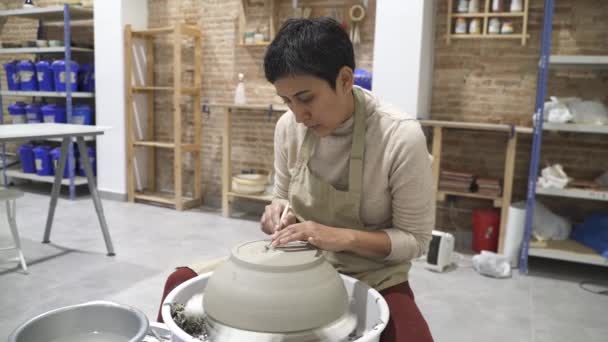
<box><xmin>510</xmin><ymin>0</ymin><xmax>523</xmax><ymax>12</ymax></box>
<box><xmin>468</xmin><ymin>0</ymin><xmax>479</xmax><ymax>13</ymax></box>
<box><xmin>234</xmin><ymin>73</ymin><xmax>247</xmax><ymax>105</ymax></box>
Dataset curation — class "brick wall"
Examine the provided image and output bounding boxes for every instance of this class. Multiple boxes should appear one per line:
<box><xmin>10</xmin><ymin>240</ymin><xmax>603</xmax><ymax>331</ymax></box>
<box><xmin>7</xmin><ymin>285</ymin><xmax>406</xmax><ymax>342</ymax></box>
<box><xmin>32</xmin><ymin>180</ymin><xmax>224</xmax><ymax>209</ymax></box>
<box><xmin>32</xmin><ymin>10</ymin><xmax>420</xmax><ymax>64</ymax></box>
<box><xmin>147</xmin><ymin>0</ymin><xmax>376</xmax><ymax>203</ymax></box>
<box><xmin>431</xmin><ymin>0</ymin><xmax>608</xmax><ymax>233</ymax></box>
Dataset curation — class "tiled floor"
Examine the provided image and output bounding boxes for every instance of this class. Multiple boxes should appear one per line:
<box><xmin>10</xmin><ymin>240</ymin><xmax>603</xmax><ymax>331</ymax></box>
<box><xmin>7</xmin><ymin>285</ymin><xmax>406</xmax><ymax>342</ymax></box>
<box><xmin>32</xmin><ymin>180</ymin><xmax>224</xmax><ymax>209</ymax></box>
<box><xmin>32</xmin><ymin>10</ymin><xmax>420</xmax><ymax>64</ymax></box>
<box><xmin>0</xmin><ymin>191</ymin><xmax>607</xmax><ymax>341</ymax></box>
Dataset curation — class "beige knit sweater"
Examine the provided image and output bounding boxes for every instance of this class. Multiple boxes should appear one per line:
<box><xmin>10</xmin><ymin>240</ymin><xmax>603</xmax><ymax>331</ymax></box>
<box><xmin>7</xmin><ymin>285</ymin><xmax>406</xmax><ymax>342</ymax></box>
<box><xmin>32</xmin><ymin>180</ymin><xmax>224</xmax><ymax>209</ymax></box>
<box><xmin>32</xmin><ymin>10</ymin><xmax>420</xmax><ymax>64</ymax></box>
<box><xmin>273</xmin><ymin>87</ymin><xmax>435</xmax><ymax>264</ymax></box>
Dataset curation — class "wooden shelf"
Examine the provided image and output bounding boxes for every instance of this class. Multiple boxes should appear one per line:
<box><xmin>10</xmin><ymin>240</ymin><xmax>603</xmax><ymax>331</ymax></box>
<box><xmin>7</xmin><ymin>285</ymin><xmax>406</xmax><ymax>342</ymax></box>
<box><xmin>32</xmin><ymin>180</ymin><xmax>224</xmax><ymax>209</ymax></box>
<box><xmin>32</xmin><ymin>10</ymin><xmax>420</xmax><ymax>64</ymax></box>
<box><xmin>209</xmin><ymin>103</ymin><xmax>288</xmax><ymax>112</ymax></box>
<box><xmin>451</xmin><ymin>12</ymin><xmax>525</xmax><ymax>18</ymax></box>
<box><xmin>125</xmin><ymin>24</ymin><xmax>203</xmax><ymax>211</ymax></box>
<box><xmin>238</xmin><ymin>0</ymin><xmax>278</xmax><ymax>47</ymax></box>
<box><xmin>0</xmin><ymin>46</ymin><xmax>93</xmax><ymax>54</ymax></box>
<box><xmin>238</xmin><ymin>42</ymin><xmax>271</xmax><ymax>47</ymax></box>
<box><xmin>528</xmin><ymin>239</ymin><xmax>608</xmax><ymax>267</ymax></box>
<box><xmin>437</xmin><ymin>190</ymin><xmax>502</xmax><ymax>207</ymax></box>
<box><xmin>542</xmin><ymin>123</ymin><xmax>608</xmax><ymax>135</ymax></box>
<box><xmin>447</xmin><ymin>0</ymin><xmax>530</xmax><ymax>45</ymax></box>
<box><xmin>134</xmin><ymin>191</ymin><xmax>201</xmax><ymax>210</ymax></box>
<box><xmin>451</xmin><ymin>33</ymin><xmax>528</xmax><ymax>40</ymax></box>
<box><xmin>0</xmin><ymin>5</ymin><xmax>93</xmax><ymax>21</ymax></box>
<box><xmin>0</xmin><ymin>90</ymin><xmax>94</xmax><ymax>98</ymax></box>
<box><xmin>5</xmin><ymin>167</ymin><xmax>87</xmax><ymax>186</ymax></box>
<box><xmin>130</xmin><ymin>24</ymin><xmax>201</xmax><ymax>38</ymax></box>
<box><xmin>227</xmin><ymin>191</ymin><xmax>273</xmax><ymax>202</ymax></box>
<box><xmin>536</xmin><ymin>186</ymin><xmax>608</xmax><ymax>202</ymax></box>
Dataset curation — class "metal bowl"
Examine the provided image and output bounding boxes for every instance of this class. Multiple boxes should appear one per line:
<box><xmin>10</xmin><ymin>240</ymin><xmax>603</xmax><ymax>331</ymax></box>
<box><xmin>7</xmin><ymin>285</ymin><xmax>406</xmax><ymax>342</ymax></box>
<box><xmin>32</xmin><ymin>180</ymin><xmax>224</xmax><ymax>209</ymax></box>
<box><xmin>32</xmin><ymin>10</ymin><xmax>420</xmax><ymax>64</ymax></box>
<box><xmin>8</xmin><ymin>301</ymin><xmax>149</xmax><ymax>342</ymax></box>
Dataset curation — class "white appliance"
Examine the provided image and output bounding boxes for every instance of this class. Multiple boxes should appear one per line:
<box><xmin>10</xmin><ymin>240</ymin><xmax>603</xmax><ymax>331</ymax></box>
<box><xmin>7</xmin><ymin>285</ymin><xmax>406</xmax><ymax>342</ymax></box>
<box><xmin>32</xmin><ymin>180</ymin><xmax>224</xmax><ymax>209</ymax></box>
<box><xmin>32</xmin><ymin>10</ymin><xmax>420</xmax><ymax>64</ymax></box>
<box><xmin>425</xmin><ymin>230</ymin><xmax>455</xmax><ymax>272</ymax></box>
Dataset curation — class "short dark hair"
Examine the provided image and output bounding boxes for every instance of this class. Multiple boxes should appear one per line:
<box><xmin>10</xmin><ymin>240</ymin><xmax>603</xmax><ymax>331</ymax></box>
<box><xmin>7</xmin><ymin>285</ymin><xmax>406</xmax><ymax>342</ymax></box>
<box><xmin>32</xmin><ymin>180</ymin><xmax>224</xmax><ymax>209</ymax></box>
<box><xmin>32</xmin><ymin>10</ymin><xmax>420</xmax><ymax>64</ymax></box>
<box><xmin>264</xmin><ymin>17</ymin><xmax>355</xmax><ymax>89</ymax></box>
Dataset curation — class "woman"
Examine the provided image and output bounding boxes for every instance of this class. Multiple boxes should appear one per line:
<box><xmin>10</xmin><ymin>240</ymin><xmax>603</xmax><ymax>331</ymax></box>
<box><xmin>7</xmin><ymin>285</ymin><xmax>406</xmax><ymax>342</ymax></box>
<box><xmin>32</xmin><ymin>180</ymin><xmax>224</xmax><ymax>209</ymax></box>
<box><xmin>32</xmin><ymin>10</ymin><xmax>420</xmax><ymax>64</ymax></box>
<box><xmin>158</xmin><ymin>17</ymin><xmax>435</xmax><ymax>342</ymax></box>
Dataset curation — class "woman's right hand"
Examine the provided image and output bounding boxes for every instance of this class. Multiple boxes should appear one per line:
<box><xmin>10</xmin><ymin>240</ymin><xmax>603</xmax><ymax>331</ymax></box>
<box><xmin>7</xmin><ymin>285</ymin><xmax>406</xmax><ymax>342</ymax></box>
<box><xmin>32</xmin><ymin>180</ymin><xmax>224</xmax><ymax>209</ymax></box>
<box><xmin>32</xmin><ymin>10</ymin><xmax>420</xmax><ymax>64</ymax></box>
<box><xmin>260</xmin><ymin>202</ymin><xmax>296</xmax><ymax>235</ymax></box>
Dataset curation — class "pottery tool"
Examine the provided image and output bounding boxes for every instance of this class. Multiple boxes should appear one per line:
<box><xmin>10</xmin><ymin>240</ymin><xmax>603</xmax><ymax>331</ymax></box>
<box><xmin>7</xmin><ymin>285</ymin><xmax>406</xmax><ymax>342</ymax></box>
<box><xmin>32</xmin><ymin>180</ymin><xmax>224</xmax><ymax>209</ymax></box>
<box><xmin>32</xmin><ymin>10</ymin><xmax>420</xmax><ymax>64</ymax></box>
<box><xmin>349</xmin><ymin>4</ymin><xmax>365</xmax><ymax>45</ymax></box>
<box><xmin>266</xmin><ymin>202</ymin><xmax>291</xmax><ymax>250</ymax></box>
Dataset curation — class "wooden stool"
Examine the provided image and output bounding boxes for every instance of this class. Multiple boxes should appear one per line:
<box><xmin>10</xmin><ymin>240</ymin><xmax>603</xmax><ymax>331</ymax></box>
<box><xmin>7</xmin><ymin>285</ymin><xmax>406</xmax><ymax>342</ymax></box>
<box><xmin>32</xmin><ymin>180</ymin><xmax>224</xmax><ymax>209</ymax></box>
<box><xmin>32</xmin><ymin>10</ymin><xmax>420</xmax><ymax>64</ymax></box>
<box><xmin>0</xmin><ymin>188</ymin><xmax>27</xmax><ymax>272</ymax></box>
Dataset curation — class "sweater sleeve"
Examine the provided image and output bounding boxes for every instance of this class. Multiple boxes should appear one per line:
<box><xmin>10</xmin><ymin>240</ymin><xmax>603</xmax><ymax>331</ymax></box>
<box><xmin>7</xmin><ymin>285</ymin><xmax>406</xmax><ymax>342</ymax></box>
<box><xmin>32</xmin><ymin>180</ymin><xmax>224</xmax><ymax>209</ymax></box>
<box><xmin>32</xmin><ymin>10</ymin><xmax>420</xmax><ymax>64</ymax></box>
<box><xmin>272</xmin><ymin>112</ymin><xmax>292</xmax><ymax>201</ymax></box>
<box><xmin>382</xmin><ymin>121</ymin><xmax>435</xmax><ymax>262</ymax></box>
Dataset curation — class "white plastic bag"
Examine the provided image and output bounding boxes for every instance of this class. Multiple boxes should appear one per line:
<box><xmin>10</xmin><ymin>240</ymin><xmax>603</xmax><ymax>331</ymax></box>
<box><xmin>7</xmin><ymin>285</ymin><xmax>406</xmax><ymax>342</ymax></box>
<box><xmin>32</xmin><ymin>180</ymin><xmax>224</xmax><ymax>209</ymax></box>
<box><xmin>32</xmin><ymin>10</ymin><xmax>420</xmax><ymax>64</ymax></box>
<box><xmin>532</xmin><ymin>201</ymin><xmax>571</xmax><ymax>241</ymax></box>
<box><xmin>543</xmin><ymin>96</ymin><xmax>573</xmax><ymax>123</ymax></box>
<box><xmin>538</xmin><ymin>164</ymin><xmax>571</xmax><ymax>189</ymax></box>
<box><xmin>472</xmin><ymin>251</ymin><xmax>511</xmax><ymax>278</ymax></box>
<box><xmin>569</xmin><ymin>100</ymin><xmax>608</xmax><ymax>125</ymax></box>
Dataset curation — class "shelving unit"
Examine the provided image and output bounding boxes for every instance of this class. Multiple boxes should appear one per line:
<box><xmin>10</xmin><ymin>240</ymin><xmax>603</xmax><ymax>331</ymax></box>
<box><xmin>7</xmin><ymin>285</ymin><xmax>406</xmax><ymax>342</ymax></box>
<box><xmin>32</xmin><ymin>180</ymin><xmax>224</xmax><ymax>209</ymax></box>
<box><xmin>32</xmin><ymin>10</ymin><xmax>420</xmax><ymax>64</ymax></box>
<box><xmin>422</xmin><ymin>120</ymin><xmax>532</xmax><ymax>253</ymax></box>
<box><xmin>220</xmin><ymin>103</ymin><xmax>287</xmax><ymax>217</ymax></box>
<box><xmin>237</xmin><ymin>0</ymin><xmax>278</xmax><ymax>47</ymax></box>
<box><xmin>520</xmin><ymin>0</ymin><xmax>608</xmax><ymax>272</ymax></box>
<box><xmin>446</xmin><ymin>0</ymin><xmax>530</xmax><ymax>45</ymax></box>
<box><xmin>125</xmin><ymin>23</ymin><xmax>203</xmax><ymax>211</ymax></box>
<box><xmin>0</xmin><ymin>4</ymin><xmax>95</xmax><ymax>200</ymax></box>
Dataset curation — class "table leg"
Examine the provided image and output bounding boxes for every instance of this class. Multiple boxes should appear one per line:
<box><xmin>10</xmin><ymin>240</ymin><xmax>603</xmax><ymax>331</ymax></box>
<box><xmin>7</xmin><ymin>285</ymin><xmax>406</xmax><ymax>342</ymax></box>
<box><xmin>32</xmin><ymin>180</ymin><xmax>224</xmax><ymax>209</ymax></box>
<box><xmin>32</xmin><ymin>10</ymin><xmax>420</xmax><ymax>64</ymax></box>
<box><xmin>43</xmin><ymin>137</ymin><xmax>70</xmax><ymax>243</ymax></box>
<box><xmin>76</xmin><ymin>136</ymin><xmax>115</xmax><ymax>256</ymax></box>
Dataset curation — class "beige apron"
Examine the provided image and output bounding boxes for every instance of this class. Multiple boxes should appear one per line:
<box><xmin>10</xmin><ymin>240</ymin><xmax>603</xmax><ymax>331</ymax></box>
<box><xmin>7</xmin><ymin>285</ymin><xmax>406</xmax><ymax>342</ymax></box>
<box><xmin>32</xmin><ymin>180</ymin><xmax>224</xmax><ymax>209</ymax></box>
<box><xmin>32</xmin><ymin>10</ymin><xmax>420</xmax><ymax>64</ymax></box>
<box><xmin>288</xmin><ymin>87</ymin><xmax>407</xmax><ymax>291</ymax></box>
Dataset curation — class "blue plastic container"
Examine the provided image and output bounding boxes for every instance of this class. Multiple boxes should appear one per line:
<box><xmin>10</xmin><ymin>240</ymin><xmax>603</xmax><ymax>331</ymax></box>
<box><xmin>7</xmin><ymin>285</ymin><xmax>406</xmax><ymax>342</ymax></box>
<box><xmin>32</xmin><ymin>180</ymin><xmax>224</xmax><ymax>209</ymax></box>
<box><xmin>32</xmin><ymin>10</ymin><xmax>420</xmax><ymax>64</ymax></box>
<box><xmin>4</xmin><ymin>61</ymin><xmax>20</xmax><ymax>90</ymax></box>
<box><xmin>71</xmin><ymin>104</ymin><xmax>93</xmax><ymax>125</ymax></box>
<box><xmin>78</xmin><ymin>147</ymin><xmax>96</xmax><ymax>176</ymax></box>
<box><xmin>36</xmin><ymin>60</ymin><xmax>55</xmax><ymax>91</ymax></box>
<box><xmin>78</xmin><ymin>63</ymin><xmax>95</xmax><ymax>92</ymax></box>
<box><xmin>354</xmin><ymin>68</ymin><xmax>372</xmax><ymax>91</ymax></box>
<box><xmin>18</xmin><ymin>144</ymin><xmax>36</xmax><ymax>173</ymax></box>
<box><xmin>33</xmin><ymin>146</ymin><xmax>53</xmax><ymax>176</ymax></box>
<box><xmin>18</xmin><ymin>60</ymin><xmax>38</xmax><ymax>91</ymax></box>
<box><xmin>42</xmin><ymin>104</ymin><xmax>67</xmax><ymax>123</ymax></box>
<box><xmin>50</xmin><ymin>147</ymin><xmax>72</xmax><ymax>178</ymax></box>
<box><xmin>51</xmin><ymin>60</ymin><xmax>79</xmax><ymax>92</ymax></box>
<box><xmin>25</xmin><ymin>103</ymin><xmax>43</xmax><ymax>123</ymax></box>
<box><xmin>8</xmin><ymin>102</ymin><xmax>27</xmax><ymax>124</ymax></box>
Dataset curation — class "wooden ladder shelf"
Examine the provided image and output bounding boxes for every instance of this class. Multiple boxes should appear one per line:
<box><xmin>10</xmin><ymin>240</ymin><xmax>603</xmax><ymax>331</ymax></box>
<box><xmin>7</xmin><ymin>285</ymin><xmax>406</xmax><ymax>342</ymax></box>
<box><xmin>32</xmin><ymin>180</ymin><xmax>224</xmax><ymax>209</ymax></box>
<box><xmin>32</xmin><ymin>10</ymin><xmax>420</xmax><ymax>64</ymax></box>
<box><xmin>125</xmin><ymin>23</ymin><xmax>203</xmax><ymax>210</ymax></box>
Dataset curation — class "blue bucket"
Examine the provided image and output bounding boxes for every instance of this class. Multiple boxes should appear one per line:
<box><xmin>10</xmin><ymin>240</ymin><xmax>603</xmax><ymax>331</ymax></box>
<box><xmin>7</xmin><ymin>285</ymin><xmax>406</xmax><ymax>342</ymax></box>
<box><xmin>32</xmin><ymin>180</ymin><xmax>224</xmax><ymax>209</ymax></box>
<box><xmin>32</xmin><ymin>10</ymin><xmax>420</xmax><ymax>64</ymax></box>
<box><xmin>25</xmin><ymin>103</ymin><xmax>43</xmax><ymax>123</ymax></box>
<box><xmin>78</xmin><ymin>63</ymin><xmax>95</xmax><ymax>92</ymax></box>
<box><xmin>18</xmin><ymin>144</ymin><xmax>36</xmax><ymax>173</ymax></box>
<box><xmin>8</xmin><ymin>102</ymin><xmax>27</xmax><ymax>124</ymax></box>
<box><xmin>71</xmin><ymin>104</ymin><xmax>93</xmax><ymax>125</ymax></box>
<box><xmin>18</xmin><ymin>60</ymin><xmax>38</xmax><ymax>91</ymax></box>
<box><xmin>78</xmin><ymin>146</ymin><xmax>96</xmax><ymax>176</ymax></box>
<box><xmin>33</xmin><ymin>146</ymin><xmax>53</xmax><ymax>176</ymax></box>
<box><xmin>36</xmin><ymin>60</ymin><xmax>55</xmax><ymax>91</ymax></box>
<box><xmin>42</xmin><ymin>104</ymin><xmax>67</xmax><ymax>123</ymax></box>
<box><xmin>51</xmin><ymin>60</ymin><xmax>79</xmax><ymax>92</ymax></box>
<box><xmin>50</xmin><ymin>147</ymin><xmax>73</xmax><ymax>178</ymax></box>
<box><xmin>4</xmin><ymin>61</ymin><xmax>20</xmax><ymax>90</ymax></box>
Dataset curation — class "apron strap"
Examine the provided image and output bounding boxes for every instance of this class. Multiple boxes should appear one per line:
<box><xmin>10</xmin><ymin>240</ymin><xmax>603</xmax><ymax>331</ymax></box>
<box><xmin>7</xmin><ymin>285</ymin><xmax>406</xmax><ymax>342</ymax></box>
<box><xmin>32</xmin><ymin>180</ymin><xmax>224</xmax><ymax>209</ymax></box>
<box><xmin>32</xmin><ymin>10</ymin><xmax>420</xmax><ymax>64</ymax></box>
<box><xmin>295</xmin><ymin>87</ymin><xmax>367</xmax><ymax>193</ymax></box>
<box><xmin>348</xmin><ymin>88</ymin><xmax>366</xmax><ymax>194</ymax></box>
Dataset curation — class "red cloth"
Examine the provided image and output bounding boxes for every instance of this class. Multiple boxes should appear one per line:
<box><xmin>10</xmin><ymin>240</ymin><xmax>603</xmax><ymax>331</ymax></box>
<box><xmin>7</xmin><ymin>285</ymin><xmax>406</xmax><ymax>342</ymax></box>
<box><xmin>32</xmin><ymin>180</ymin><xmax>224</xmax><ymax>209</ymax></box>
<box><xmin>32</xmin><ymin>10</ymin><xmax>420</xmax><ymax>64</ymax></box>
<box><xmin>157</xmin><ymin>268</ymin><xmax>433</xmax><ymax>342</ymax></box>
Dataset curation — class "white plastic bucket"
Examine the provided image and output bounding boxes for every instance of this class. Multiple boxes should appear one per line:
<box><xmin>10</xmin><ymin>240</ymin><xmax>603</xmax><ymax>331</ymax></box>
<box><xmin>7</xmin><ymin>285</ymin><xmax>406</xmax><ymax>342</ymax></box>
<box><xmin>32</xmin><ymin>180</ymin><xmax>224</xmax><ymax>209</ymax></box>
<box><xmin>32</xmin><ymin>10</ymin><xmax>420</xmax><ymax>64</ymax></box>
<box><xmin>162</xmin><ymin>272</ymin><xmax>389</xmax><ymax>342</ymax></box>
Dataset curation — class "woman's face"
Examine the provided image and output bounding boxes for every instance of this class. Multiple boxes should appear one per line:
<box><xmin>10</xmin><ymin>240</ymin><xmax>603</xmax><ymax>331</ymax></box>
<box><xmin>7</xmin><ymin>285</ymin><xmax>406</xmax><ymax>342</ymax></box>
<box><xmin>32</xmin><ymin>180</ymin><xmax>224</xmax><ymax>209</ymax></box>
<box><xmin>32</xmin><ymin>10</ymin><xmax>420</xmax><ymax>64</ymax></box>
<box><xmin>274</xmin><ymin>67</ymin><xmax>354</xmax><ymax>137</ymax></box>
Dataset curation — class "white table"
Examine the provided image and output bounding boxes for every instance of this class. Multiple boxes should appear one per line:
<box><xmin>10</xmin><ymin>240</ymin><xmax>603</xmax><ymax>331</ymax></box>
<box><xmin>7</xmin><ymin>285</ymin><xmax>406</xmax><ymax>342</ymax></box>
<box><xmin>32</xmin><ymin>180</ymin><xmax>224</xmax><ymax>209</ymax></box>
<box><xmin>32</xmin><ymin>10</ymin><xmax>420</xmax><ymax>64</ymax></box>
<box><xmin>0</xmin><ymin>124</ymin><xmax>115</xmax><ymax>256</ymax></box>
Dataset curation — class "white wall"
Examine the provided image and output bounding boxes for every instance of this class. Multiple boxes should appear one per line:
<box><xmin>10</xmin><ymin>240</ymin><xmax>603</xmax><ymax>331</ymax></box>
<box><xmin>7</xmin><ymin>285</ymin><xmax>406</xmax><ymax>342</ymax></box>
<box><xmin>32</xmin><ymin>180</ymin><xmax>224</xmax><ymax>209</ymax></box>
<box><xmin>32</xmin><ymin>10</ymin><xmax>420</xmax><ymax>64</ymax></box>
<box><xmin>94</xmin><ymin>0</ymin><xmax>148</xmax><ymax>199</ymax></box>
<box><xmin>372</xmin><ymin>0</ymin><xmax>436</xmax><ymax>119</ymax></box>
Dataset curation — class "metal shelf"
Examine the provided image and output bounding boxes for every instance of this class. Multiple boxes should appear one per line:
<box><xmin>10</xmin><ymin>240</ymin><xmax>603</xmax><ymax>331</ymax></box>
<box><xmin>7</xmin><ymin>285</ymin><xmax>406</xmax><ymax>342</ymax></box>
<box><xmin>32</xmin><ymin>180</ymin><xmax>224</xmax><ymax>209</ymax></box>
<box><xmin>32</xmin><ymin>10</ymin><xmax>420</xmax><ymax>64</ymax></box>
<box><xmin>5</xmin><ymin>167</ymin><xmax>87</xmax><ymax>186</ymax></box>
<box><xmin>549</xmin><ymin>55</ymin><xmax>608</xmax><ymax>69</ymax></box>
<box><xmin>0</xmin><ymin>46</ymin><xmax>93</xmax><ymax>54</ymax></box>
<box><xmin>0</xmin><ymin>6</ymin><xmax>93</xmax><ymax>21</ymax></box>
<box><xmin>0</xmin><ymin>90</ymin><xmax>94</xmax><ymax>98</ymax></box>
<box><xmin>528</xmin><ymin>240</ymin><xmax>608</xmax><ymax>267</ymax></box>
<box><xmin>536</xmin><ymin>186</ymin><xmax>608</xmax><ymax>202</ymax></box>
<box><xmin>543</xmin><ymin>122</ymin><xmax>608</xmax><ymax>135</ymax></box>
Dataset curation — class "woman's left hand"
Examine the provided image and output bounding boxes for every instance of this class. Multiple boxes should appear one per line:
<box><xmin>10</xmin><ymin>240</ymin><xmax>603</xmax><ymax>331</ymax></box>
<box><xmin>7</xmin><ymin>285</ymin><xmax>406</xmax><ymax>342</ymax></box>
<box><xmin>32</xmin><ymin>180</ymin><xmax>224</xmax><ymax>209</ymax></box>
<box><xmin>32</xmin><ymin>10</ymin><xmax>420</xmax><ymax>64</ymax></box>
<box><xmin>270</xmin><ymin>221</ymin><xmax>353</xmax><ymax>252</ymax></box>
